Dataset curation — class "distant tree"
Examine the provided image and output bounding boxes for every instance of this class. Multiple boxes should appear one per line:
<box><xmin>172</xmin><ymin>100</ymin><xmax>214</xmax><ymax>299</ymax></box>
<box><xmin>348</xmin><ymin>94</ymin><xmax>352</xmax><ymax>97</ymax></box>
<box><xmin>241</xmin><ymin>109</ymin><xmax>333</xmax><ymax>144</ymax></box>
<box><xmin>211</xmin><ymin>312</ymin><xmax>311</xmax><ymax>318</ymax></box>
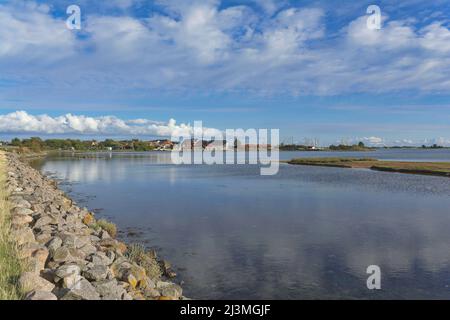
<box><xmin>358</xmin><ymin>141</ymin><xmax>365</xmax><ymax>148</ymax></box>
<box><xmin>11</xmin><ymin>138</ymin><xmax>21</xmax><ymax>147</ymax></box>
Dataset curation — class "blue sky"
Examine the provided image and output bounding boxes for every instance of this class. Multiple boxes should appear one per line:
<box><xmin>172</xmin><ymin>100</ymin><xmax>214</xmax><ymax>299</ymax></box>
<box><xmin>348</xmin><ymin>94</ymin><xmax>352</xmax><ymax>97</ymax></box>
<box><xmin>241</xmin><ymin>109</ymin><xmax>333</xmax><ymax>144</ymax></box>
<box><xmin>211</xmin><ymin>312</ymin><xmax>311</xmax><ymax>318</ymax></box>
<box><xmin>0</xmin><ymin>0</ymin><xmax>450</xmax><ymax>146</ymax></box>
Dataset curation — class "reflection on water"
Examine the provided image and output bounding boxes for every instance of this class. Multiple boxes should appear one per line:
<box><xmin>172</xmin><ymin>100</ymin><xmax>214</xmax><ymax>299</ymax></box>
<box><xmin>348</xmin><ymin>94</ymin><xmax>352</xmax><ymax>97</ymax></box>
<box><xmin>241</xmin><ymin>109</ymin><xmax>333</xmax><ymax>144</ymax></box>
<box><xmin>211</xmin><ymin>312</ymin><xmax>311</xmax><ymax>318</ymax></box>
<box><xmin>32</xmin><ymin>150</ymin><xmax>450</xmax><ymax>299</ymax></box>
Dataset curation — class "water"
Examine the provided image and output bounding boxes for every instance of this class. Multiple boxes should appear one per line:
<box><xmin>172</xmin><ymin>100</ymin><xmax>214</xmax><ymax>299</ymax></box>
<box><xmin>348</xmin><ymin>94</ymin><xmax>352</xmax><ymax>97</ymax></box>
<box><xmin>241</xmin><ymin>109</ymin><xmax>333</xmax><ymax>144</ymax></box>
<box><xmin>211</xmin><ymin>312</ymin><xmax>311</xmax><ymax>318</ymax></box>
<box><xmin>31</xmin><ymin>149</ymin><xmax>450</xmax><ymax>299</ymax></box>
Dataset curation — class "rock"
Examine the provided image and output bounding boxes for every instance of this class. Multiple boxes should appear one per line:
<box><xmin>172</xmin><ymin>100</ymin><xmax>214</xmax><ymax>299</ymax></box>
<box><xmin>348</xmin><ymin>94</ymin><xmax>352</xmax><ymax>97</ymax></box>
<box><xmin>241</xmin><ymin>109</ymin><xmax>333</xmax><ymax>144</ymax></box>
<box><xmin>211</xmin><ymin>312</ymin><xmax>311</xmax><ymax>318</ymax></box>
<box><xmin>143</xmin><ymin>287</ymin><xmax>160</xmax><ymax>299</ymax></box>
<box><xmin>122</xmin><ymin>292</ymin><xmax>133</xmax><ymax>300</ymax></box>
<box><xmin>12</xmin><ymin>199</ymin><xmax>32</xmax><ymax>209</ymax></box>
<box><xmin>24</xmin><ymin>290</ymin><xmax>58</xmax><ymax>300</ymax></box>
<box><xmin>79</xmin><ymin>243</ymin><xmax>97</xmax><ymax>256</ymax></box>
<box><xmin>63</xmin><ymin>274</ymin><xmax>83</xmax><ymax>289</ymax></box>
<box><xmin>17</xmin><ymin>243</ymin><xmax>42</xmax><ymax>260</ymax></box>
<box><xmin>157</xmin><ymin>281</ymin><xmax>183</xmax><ymax>300</ymax></box>
<box><xmin>55</xmin><ymin>264</ymin><xmax>81</xmax><ymax>279</ymax></box>
<box><xmin>92</xmin><ymin>279</ymin><xmax>125</xmax><ymax>300</ymax></box>
<box><xmin>100</xmin><ymin>230</ymin><xmax>111</xmax><ymax>240</ymax></box>
<box><xmin>160</xmin><ymin>259</ymin><xmax>176</xmax><ymax>278</ymax></box>
<box><xmin>89</xmin><ymin>252</ymin><xmax>113</xmax><ymax>266</ymax></box>
<box><xmin>46</xmin><ymin>237</ymin><xmax>63</xmax><ymax>253</ymax></box>
<box><xmin>60</xmin><ymin>278</ymin><xmax>101</xmax><ymax>300</ymax></box>
<box><xmin>40</xmin><ymin>269</ymin><xmax>57</xmax><ymax>283</ymax></box>
<box><xmin>33</xmin><ymin>216</ymin><xmax>54</xmax><ymax>229</ymax></box>
<box><xmin>82</xmin><ymin>213</ymin><xmax>95</xmax><ymax>226</ymax></box>
<box><xmin>11</xmin><ymin>227</ymin><xmax>35</xmax><ymax>246</ymax></box>
<box><xmin>61</xmin><ymin>234</ymin><xmax>90</xmax><ymax>249</ymax></box>
<box><xmin>35</xmin><ymin>233</ymin><xmax>53</xmax><ymax>245</ymax></box>
<box><xmin>29</xmin><ymin>247</ymin><xmax>49</xmax><ymax>273</ymax></box>
<box><xmin>19</xmin><ymin>272</ymin><xmax>55</xmax><ymax>294</ymax></box>
<box><xmin>12</xmin><ymin>214</ymin><xmax>33</xmax><ymax>226</ymax></box>
<box><xmin>52</xmin><ymin>247</ymin><xmax>72</xmax><ymax>262</ymax></box>
<box><xmin>127</xmin><ymin>274</ymin><xmax>138</xmax><ymax>289</ymax></box>
<box><xmin>12</xmin><ymin>207</ymin><xmax>34</xmax><ymax>216</ymax></box>
<box><xmin>83</xmin><ymin>265</ymin><xmax>109</xmax><ymax>281</ymax></box>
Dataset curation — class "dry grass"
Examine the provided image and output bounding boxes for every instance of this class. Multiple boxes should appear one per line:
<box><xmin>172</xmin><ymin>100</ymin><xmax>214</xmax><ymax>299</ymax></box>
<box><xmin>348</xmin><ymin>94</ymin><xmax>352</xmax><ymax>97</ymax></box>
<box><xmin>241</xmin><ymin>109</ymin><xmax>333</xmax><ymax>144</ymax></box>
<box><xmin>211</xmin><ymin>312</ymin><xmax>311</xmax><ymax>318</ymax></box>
<box><xmin>288</xmin><ymin>157</ymin><xmax>450</xmax><ymax>177</ymax></box>
<box><xmin>94</xmin><ymin>219</ymin><xmax>117</xmax><ymax>238</ymax></box>
<box><xmin>0</xmin><ymin>152</ymin><xmax>25</xmax><ymax>300</ymax></box>
<box><xmin>126</xmin><ymin>243</ymin><xmax>162</xmax><ymax>280</ymax></box>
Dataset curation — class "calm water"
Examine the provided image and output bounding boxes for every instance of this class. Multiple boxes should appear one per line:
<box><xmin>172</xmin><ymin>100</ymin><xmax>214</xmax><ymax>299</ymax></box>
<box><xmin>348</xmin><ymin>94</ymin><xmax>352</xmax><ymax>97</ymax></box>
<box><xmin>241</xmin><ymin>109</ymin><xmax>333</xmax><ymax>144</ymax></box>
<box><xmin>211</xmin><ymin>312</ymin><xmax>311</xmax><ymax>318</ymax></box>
<box><xmin>31</xmin><ymin>149</ymin><xmax>450</xmax><ymax>299</ymax></box>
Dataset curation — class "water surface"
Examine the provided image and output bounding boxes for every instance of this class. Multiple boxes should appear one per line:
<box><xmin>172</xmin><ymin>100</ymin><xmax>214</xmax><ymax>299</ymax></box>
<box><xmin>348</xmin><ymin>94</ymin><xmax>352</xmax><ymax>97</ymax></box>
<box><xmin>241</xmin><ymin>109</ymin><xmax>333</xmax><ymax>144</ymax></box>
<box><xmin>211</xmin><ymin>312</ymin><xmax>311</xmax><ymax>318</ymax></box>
<box><xmin>32</xmin><ymin>149</ymin><xmax>450</xmax><ymax>299</ymax></box>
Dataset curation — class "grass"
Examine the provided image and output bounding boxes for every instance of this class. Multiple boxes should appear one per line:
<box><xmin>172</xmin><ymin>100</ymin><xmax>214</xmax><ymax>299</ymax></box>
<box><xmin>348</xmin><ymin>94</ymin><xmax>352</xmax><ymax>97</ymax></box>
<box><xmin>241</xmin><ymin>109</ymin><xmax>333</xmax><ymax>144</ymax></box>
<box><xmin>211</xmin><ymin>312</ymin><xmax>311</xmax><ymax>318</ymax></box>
<box><xmin>83</xmin><ymin>213</ymin><xmax>117</xmax><ymax>238</ymax></box>
<box><xmin>0</xmin><ymin>152</ymin><xmax>26</xmax><ymax>300</ymax></box>
<box><xmin>126</xmin><ymin>243</ymin><xmax>162</xmax><ymax>280</ymax></box>
<box><xmin>288</xmin><ymin>157</ymin><xmax>450</xmax><ymax>177</ymax></box>
<box><xmin>95</xmin><ymin>219</ymin><xmax>117</xmax><ymax>238</ymax></box>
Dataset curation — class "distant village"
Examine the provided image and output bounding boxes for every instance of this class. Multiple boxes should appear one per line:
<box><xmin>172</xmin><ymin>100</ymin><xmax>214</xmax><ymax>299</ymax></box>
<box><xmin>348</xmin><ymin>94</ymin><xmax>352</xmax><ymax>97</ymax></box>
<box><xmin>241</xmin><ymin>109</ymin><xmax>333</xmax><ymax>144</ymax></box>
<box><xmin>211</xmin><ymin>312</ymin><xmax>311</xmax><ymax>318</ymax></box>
<box><xmin>1</xmin><ymin>137</ymin><xmax>276</xmax><ymax>153</ymax></box>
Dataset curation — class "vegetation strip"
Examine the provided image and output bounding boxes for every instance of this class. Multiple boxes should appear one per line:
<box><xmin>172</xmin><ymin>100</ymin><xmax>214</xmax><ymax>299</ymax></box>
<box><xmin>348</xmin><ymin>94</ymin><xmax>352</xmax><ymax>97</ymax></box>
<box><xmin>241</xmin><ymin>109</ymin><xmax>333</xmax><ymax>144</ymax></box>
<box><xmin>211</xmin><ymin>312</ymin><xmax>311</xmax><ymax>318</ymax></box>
<box><xmin>288</xmin><ymin>158</ymin><xmax>450</xmax><ymax>177</ymax></box>
<box><xmin>0</xmin><ymin>152</ymin><xmax>26</xmax><ymax>299</ymax></box>
<box><xmin>1</xmin><ymin>151</ymin><xmax>184</xmax><ymax>300</ymax></box>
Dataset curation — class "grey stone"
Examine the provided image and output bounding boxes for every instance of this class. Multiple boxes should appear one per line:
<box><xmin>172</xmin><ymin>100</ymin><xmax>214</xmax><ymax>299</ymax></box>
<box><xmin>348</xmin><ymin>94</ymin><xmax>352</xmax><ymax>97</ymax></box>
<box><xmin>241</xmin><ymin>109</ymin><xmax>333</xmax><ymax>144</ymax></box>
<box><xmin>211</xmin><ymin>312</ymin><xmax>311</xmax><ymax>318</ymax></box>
<box><xmin>55</xmin><ymin>264</ymin><xmax>81</xmax><ymax>278</ymax></box>
<box><xmin>19</xmin><ymin>272</ymin><xmax>55</xmax><ymax>294</ymax></box>
<box><xmin>52</xmin><ymin>247</ymin><xmax>72</xmax><ymax>262</ymax></box>
<box><xmin>60</xmin><ymin>278</ymin><xmax>101</xmax><ymax>300</ymax></box>
<box><xmin>12</xmin><ymin>207</ymin><xmax>34</xmax><ymax>216</ymax></box>
<box><xmin>47</xmin><ymin>236</ymin><xmax>63</xmax><ymax>252</ymax></box>
<box><xmin>11</xmin><ymin>227</ymin><xmax>35</xmax><ymax>246</ymax></box>
<box><xmin>157</xmin><ymin>281</ymin><xmax>183</xmax><ymax>300</ymax></box>
<box><xmin>83</xmin><ymin>265</ymin><xmax>109</xmax><ymax>281</ymax></box>
<box><xmin>93</xmin><ymin>279</ymin><xmax>125</xmax><ymax>300</ymax></box>
<box><xmin>12</xmin><ymin>199</ymin><xmax>32</xmax><ymax>209</ymax></box>
<box><xmin>25</xmin><ymin>290</ymin><xmax>58</xmax><ymax>300</ymax></box>
<box><xmin>89</xmin><ymin>252</ymin><xmax>113</xmax><ymax>266</ymax></box>
<box><xmin>79</xmin><ymin>243</ymin><xmax>97</xmax><ymax>256</ymax></box>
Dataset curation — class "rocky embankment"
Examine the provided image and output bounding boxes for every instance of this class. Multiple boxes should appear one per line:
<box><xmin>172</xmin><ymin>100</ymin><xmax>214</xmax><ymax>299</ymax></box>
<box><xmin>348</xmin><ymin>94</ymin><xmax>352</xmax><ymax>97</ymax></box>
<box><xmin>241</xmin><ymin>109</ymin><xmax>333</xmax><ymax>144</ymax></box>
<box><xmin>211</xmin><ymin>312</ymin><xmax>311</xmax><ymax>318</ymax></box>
<box><xmin>5</xmin><ymin>153</ymin><xmax>184</xmax><ymax>300</ymax></box>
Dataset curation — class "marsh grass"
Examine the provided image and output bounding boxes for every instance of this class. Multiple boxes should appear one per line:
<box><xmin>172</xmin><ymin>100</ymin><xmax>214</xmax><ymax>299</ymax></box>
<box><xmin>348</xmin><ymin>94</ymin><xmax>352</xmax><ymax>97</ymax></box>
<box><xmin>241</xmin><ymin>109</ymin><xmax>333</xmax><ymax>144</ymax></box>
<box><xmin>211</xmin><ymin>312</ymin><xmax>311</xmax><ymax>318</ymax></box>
<box><xmin>126</xmin><ymin>243</ymin><xmax>162</xmax><ymax>280</ymax></box>
<box><xmin>0</xmin><ymin>152</ymin><xmax>25</xmax><ymax>300</ymax></box>
<box><xmin>91</xmin><ymin>219</ymin><xmax>117</xmax><ymax>238</ymax></box>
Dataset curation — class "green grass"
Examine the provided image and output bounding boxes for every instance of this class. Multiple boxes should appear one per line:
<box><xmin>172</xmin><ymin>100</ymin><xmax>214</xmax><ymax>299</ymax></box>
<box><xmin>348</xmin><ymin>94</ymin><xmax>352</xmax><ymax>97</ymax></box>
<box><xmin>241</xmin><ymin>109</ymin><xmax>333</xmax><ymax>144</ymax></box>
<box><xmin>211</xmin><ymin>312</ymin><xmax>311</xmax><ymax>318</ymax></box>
<box><xmin>0</xmin><ymin>152</ymin><xmax>26</xmax><ymax>300</ymax></box>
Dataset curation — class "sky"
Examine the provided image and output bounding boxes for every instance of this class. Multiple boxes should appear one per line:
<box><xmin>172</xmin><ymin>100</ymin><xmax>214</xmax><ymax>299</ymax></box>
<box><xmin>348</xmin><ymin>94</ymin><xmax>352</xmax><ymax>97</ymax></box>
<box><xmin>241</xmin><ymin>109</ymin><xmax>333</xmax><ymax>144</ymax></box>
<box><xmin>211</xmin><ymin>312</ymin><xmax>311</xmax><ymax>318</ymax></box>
<box><xmin>0</xmin><ymin>0</ymin><xmax>450</xmax><ymax>146</ymax></box>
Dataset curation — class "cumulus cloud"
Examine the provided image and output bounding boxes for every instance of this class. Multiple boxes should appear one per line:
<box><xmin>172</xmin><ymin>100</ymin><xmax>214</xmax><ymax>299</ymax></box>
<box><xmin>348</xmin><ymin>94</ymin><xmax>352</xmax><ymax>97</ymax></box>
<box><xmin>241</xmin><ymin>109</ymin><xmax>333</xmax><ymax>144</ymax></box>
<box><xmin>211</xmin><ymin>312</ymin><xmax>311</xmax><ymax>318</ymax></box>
<box><xmin>0</xmin><ymin>0</ymin><xmax>449</xmax><ymax>96</ymax></box>
<box><xmin>0</xmin><ymin>111</ymin><xmax>222</xmax><ymax>137</ymax></box>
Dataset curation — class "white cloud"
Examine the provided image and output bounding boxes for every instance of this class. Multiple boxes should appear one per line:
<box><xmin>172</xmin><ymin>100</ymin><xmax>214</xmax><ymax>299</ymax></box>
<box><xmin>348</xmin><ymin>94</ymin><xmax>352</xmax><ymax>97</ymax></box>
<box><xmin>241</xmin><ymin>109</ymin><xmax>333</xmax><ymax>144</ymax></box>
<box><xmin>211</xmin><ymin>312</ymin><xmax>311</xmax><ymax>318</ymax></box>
<box><xmin>0</xmin><ymin>111</ymin><xmax>222</xmax><ymax>137</ymax></box>
<box><xmin>0</xmin><ymin>2</ymin><xmax>75</xmax><ymax>61</ymax></box>
<box><xmin>0</xmin><ymin>1</ymin><xmax>449</xmax><ymax>97</ymax></box>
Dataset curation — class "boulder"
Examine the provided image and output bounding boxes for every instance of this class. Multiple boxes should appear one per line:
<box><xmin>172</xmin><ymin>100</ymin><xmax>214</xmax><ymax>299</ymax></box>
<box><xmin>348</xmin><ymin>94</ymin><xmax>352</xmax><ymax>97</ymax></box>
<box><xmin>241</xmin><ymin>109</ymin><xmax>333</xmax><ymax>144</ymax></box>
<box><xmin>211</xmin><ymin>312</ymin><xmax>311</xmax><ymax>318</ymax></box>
<box><xmin>12</xmin><ymin>207</ymin><xmax>34</xmax><ymax>216</ymax></box>
<box><xmin>83</xmin><ymin>265</ymin><xmax>109</xmax><ymax>281</ymax></box>
<box><xmin>33</xmin><ymin>216</ymin><xmax>54</xmax><ymax>229</ymax></box>
<box><xmin>25</xmin><ymin>290</ymin><xmax>58</xmax><ymax>300</ymax></box>
<box><xmin>11</xmin><ymin>199</ymin><xmax>32</xmax><ymax>209</ymax></box>
<box><xmin>12</xmin><ymin>215</ymin><xmax>33</xmax><ymax>226</ymax></box>
<box><xmin>46</xmin><ymin>237</ymin><xmax>63</xmax><ymax>253</ymax></box>
<box><xmin>60</xmin><ymin>278</ymin><xmax>101</xmax><ymax>300</ymax></box>
<box><xmin>55</xmin><ymin>264</ymin><xmax>81</xmax><ymax>279</ymax></box>
<box><xmin>52</xmin><ymin>247</ymin><xmax>72</xmax><ymax>263</ymax></box>
<box><xmin>92</xmin><ymin>279</ymin><xmax>126</xmax><ymax>300</ymax></box>
<box><xmin>19</xmin><ymin>272</ymin><xmax>55</xmax><ymax>294</ymax></box>
<box><xmin>29</xmin><ymin>247</ymin><xmax>49</xmax><ymax>273</ymax></box>
<box><xmin>157</xmin><ymin>281</ymin><xmax>182</xmax><ymax>300</ymax></box>
<box><xmin>11</xmin><ymin>227</ymin><xmax>35</xmax><ymax>246</ymax></box>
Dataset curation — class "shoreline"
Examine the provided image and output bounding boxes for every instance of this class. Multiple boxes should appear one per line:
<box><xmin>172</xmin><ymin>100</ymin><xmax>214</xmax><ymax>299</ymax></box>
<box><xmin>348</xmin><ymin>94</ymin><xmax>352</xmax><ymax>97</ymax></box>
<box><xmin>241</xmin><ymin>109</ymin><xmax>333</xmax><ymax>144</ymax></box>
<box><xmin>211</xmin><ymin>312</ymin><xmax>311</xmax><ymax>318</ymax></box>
<box><xmin>2</xmin><ymin>151</ymin><xmax>185</xmax><ymax>300</ymax></box>
<box><xmin>287</xmin><ymin>158</ymin><xmax>450</xmax><ymax>178</ymax></box>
